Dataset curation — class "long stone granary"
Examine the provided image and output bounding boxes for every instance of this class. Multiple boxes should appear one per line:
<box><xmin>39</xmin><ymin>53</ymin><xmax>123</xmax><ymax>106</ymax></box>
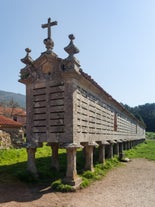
<box><xmin>19</xmin><ymin>18</ymin><xmax>145</xmax><ymax>187</ymax></box>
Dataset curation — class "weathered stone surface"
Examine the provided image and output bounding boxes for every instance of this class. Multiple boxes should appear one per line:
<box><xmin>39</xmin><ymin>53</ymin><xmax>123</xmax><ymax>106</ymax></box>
<box><xmin>19</xmin><ymin>18</ymin><xmax>146</xmax><ymax>186</ymax></box>
<box><xmin>27</xmin><ymin>148</ymin><xmax>38</xmax><ymax>176</ymax></box>
<box><xmin>0</xmin><ymin>130</ymin><xmax>12</xmax><ymax>149</ymax></box>
<box><xmin>63</xmin><ymin>145</ymin><xmax>82</xmax><ymax>187</ymax></box>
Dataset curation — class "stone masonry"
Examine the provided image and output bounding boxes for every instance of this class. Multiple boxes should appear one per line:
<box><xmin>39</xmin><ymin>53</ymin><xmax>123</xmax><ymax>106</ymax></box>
<box><xmin>19</xmin><ymin>18</ymin><xmax>145</xmax><ymax>188</ymax></box>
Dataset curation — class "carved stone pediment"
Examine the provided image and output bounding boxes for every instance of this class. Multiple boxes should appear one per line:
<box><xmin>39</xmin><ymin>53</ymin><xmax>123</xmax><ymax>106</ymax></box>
<box><xmin>42</xmin><ymin>62</ymin><xmax>53</xmax><ymax>74</ymax></box>
<box><xmin>19</xmin><ymin>52</ymin><xmax>62</xmax><ymax>83</ymax></box>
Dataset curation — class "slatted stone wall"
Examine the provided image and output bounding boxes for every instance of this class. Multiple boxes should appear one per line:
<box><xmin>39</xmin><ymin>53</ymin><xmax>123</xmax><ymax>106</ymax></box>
<box><xmin>27</xmin><ymin>81</ymin><xmax>65</xmax><ymax>143</ymax></box>
<box><xmin>73</xmin><ymin>84</ymin><xmax>145</xmax><ymax>143</ymax></box>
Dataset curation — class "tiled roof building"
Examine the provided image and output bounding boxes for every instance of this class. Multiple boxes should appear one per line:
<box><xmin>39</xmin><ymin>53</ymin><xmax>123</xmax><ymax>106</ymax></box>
<box><xmin>0</xmin><ymin>115</ymin><xmax>23</xmax><ymax>128</ymax></box>
<box><xmin>0</xmin><ymin>107</ymin><xmax>26</xmax><ymax>126</ymax></box>
<box><xmin>0</xmin><ymin>115</ymin><xmax>24</xmax><ymax>149</ymax></box>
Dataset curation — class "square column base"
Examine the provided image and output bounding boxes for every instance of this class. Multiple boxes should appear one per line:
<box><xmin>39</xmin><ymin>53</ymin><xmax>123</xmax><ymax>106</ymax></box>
<box><xmin>63</xmin><ymin>176</ymin><xmax>82</xmax><ymax>188</ymax></box>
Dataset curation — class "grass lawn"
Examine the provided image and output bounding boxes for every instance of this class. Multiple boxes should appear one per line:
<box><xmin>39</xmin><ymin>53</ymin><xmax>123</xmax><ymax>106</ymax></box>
<box><xmin>0</xmin><ymin>138</ymin><xmax>155</xmax><ymax>191</ymax></box>
<box><xmin>0</xmin><ymin>144</ymin><xmax>120</xmax><ymax>191</ymax></box>
<box><xmin>125</xmin><ymin>139</ymin><xmax>155</xmax><ymax>161</ymax></box>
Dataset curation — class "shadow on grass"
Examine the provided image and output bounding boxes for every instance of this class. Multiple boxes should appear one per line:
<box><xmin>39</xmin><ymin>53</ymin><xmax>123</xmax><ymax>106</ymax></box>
<box><xmin>0</xmin><ymin>150</ymin><xmax>87</xmax><ymax>203</ymax></box>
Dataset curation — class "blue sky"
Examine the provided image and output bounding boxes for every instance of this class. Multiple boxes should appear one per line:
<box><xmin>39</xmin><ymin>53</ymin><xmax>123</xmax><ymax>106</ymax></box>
<box><xmin>0</xmin><ymin>0</ymin><xmax>155</xmax><ymax>107</ymax></box>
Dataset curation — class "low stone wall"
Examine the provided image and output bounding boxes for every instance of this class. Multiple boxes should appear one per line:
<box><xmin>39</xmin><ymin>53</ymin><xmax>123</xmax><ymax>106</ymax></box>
<box><xmin>0</xmin><ymin>130</ymin><xmax>12</xmax><ymax>149</ymax></box>
<box><xmin>0</xmin><ymin>128</ymin><xmax>24</xmax><ymax>149</ymax></box>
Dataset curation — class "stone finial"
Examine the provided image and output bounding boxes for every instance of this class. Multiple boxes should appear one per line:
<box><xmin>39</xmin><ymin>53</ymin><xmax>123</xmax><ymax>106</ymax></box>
<box><xmin>64</xmin><ymin>34</ymin><xmax>79</xmax><ymax>59</ymax></box>
<box><xmin>21</xmin><ymin>48</ymin><xmax>33</xmax><ymax>65</ymax></box>
<box><xmin>62</xmin><ymin>34</ymin><xmax>80</xmax><ymax>71</ymax></box>
<box><xmin>42</xmin><ymin>17</ymin><xmax>58</xmax><ymax>53</ymax></box>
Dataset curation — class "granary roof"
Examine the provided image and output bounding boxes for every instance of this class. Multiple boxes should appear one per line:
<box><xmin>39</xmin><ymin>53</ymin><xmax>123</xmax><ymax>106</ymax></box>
<box><xmin>62</xmin><ymin>35</ymin><xmax>145</xmax><ymax>127</ymax></box>
<box><xmin>79</xmin><ymin>68</ymin><xmax>145</xmax><ymax>128</ymax></box>
<box><xmin>0</xmin><ymin>115</ymin><xmax>23</xmax><ymax>128</ymax></box>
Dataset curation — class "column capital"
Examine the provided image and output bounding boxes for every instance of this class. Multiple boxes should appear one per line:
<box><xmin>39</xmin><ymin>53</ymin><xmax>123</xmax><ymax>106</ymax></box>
<box><xmin>62</xmin><ymin>142</ymin><xmax>83</xmax><ymax>149</ymax></box>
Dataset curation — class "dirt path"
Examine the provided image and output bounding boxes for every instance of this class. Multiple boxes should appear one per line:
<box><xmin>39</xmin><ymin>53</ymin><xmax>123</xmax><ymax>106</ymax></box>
<box><xmin>0</xmin><ymin>159</ymin><xmax>155</xmax><ymax>207</ymax></box>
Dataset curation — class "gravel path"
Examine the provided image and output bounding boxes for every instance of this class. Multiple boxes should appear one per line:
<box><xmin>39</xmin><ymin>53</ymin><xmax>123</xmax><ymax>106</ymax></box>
<box><xmin>0</xmin><ymin>158</ymin><xmax>155</xmax><ymax>207</ymax></box>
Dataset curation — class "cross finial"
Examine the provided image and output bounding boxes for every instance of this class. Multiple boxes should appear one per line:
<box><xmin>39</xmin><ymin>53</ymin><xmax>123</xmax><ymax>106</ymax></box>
<box><xmin>42</xmin><ymin>17</ymin><xmax>57</xmax><ymax>39</ymax></box>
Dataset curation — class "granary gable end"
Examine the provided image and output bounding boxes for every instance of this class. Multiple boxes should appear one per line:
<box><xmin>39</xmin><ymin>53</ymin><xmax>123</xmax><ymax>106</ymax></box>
<box><xmin>19</xmin><ymin>18</ymin><xmax>145</xmax><ymax>188</ymax></box>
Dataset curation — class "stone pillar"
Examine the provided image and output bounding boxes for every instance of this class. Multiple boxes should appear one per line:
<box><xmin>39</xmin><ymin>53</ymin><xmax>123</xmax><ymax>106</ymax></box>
<box><xmin>123</xmin><ymin>141</ymin><xmax>127</xmax><ymax>150</ymax></box>
<box><xmin>51</xmin><ymin>143</ymin><xmax>59</xmax><ymax>171</ymax></box>
<box><xmin>133</xmin><ymin>140</ymin><xmax>136</xmax><ymax>147</ymax></box>
<box><xmin>119</xmin><ymin>141</ymin><xmax>124</xmax><ymax>160</ymax></box>
<box><xmin>113</xmin><ymin>142</ymin><xmax>119</xmax><ymax>156</ymax></box>
<box><xmin>127</xmin><ymin>141</ymin><xmax>130</xmax><ymax>150</ymax></box>
<box><xmin>106</xmin><ymin>141</ymin><xmax>114</xmax><ymax>159</ymax></box>
<box><xmin>84</xmin><ymin>142</ymin><xmax>98</xmax><ymax>172</ymax></box>
<box><xmin>63</xmin><ymin>143</ymin><xmax>82</xmax><ymax>187</ymax></box>
<box><xmin>27</xmin><ymin>147</ymin><xmax>37</xmax><ymax>175</ymax></box>
<box><xmin>98</xmin><ymin>143</ymin><xmax>106</xmax><ymax>164</ymax></box>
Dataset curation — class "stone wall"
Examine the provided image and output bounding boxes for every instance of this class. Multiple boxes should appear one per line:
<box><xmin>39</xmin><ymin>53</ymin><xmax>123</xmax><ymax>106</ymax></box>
<box><xmin>0</xmin><ymin>128</ymin><xmax>24</xmax><ymax>148</ymax></box>
<box><xmin>0</xmin><ymin>130</ymin><xmax>12</xmax><ymax>149</ymax></box>
<box><xmin>73</xmin><ymin>84</ymin><xmax>145</xmax><ymax>143</ymax></box>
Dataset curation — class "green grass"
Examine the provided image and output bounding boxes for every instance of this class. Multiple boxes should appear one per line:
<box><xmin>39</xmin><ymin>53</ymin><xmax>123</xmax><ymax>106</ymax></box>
<box><xmin>0</xmin><ymin>144</ymin><xmax>120</xmax><ymax>191</ymax></box>
<box><xmin>1</xmin><ymin>138</ymin><xmax>155</xmax><ymax>192</ymax></box>
<box><xmin>125</xmin><ymin>139</ymin><xmax>155</xmax><ymax>161</ymax></box>
<box><xmin>146</xmin><ymin>132</ymin><xmax>155</xmax><ymax>140</ymax></box>
<box><xmin>0</xmin><ymin>144</ymin><xmax>66</xmax><ymax>184</ymax></box>
<box><xmin>80</xmin><ymin>157</ymin><xmax>120</xmax><ymax>186</ymax></box>
<box><xmin>50</xmin><ymin>157</ymin><xmax>120</xmax><ymax>192</ymax></box>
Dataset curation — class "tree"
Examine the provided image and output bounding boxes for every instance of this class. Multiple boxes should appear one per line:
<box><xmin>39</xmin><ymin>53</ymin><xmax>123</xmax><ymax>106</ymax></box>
<box><xmin>0</xmin><ymin>98</ymin><xmax>19</xmax><ymax>118</ymax></box>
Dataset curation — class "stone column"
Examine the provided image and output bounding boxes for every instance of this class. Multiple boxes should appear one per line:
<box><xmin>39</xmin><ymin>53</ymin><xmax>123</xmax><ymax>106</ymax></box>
<box><xmin>132</xmin><ymin>140</ymin><xmax>135</xmax><ymax>147</ymax></box>
<box><xmin>119</xmin><ymin>141</ymin><xmax>124</xmax><ymax>160</ymax></box>
<box><xmin>127</xmin><ymin>141</ymin><xmax>131</xmax><ymax>150</ymax></box>
<box><xmin>63</xmin><ymin>143</ymin><xmax>82</xmax><ymax>187</ymax></box>
<box><xmin>98</xmin><ymin>143</ymin><xmax>106</xmax><ymax>164</ymax></box>
<box><xmin>51</xmin><ymin>143</ymin><xmax>59</xmax><ymax>171</ymax></box>
<box><xmin>106</xmin><ymin>141</ymin><xmax>114</xmax><ymax>159</ymax></box>
<box><xmin>113</xmin><ymin>142</ymin><xmax>119</xmax><ymax>156</ymax></box>
<box><xmin>123</xmin><ymin>140</ymin><xmax>127</xmax><ymax>150</ymax></box>
<box><xmin>84</xmin><ymin>142</ymin><xmax>98</xmax><ymax>172</ymax></box>
<box><xmin>125</xmin><ymin>141</ymin><xmax>128</xmax><ymax>150</ymax></box>
<box><xmin>130</xmin><ymin>140</ymin><xmax>132</xmax><ymax>149</ymax></box>
<box><xmin>27</xmin><ymin>147</ymin><xmax>37</xmax><ymax>176</ymax></box>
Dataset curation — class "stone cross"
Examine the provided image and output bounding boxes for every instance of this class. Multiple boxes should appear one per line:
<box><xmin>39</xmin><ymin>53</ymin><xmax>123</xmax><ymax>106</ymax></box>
<box><xmin>42</xmin><ymin>18</ymin><xmax>57</xmax><ymax>39</ymax></box>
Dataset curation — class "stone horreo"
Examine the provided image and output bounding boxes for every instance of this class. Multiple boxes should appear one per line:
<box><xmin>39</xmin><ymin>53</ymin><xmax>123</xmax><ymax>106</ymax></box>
<box><xmin>19</xmin><ymin>18</ymin><xmax>145</xmax><ymax>188</ymax></box>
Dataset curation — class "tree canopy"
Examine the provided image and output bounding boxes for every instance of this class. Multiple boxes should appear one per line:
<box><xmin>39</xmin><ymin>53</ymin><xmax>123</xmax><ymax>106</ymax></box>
<box><xmin>123</xmin><ymin>103</ymin><xmax>155</xmax><ymax>132</ymax></box>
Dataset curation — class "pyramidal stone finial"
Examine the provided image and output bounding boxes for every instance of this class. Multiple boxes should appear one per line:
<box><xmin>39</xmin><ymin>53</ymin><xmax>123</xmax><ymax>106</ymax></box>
<box><xmin>64</xmin><ymin>34</ymin><xmax>79</xmax><ymax>59</ymax></box>
<box><xmin>21</xmin><ymin>48</ymin><xmax>33</xmax><ymax>65</ymax></box>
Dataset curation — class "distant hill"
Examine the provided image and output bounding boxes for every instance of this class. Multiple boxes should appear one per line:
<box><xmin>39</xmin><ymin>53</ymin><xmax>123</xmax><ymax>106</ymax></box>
<box><xmin>123</xmin><ymin>103</ymin><xmax>155</xmax><ymax>132</ymax></box>
<box><xmin>0</xmin><ymin>90</ymin><xmax>26</xmax><ymax>109</ymax></box>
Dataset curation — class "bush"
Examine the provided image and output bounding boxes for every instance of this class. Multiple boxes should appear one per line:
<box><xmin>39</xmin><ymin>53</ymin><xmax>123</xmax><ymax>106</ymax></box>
<box><xmin>80</xmin><ymin>177</ymin><xmax>89</xmax><ymax>188</ymax></box>
<box><xmin>51</xmin><ymin>179</ymin><xmax>73</xmax><ymax>192</ymax></box>
<box><xmin>146</xmin><ymin>132</ymin><xmax>155</xmax><ymax>139</ymax></box>
<box><xmin>82</xmin><ymin>171</ymin><xmax>95</xmax><ymax>179</ymax></box>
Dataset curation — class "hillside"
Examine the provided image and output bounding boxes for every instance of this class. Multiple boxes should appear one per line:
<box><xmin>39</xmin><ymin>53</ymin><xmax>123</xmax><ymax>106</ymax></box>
<box><xmin>0</xmin><ymin>90</ymin><xmax>26</xmax><ymax>109</ymax></box>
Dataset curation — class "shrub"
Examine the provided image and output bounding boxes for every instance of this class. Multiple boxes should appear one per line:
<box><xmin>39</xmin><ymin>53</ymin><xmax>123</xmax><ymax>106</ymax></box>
<box><xmin>80</xmin><ymin>177</ymin><xmax>89</xmax><ymax>188</ymax></box>
<box><xmin>51</xmin><ymin>179</ymin><xmax>73</xmax><ymax>192</ymax></box>
<box><xmin>82</xmin><ymin>171</ymin><xmax>95</xmax><ymax>179</ymax></box>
